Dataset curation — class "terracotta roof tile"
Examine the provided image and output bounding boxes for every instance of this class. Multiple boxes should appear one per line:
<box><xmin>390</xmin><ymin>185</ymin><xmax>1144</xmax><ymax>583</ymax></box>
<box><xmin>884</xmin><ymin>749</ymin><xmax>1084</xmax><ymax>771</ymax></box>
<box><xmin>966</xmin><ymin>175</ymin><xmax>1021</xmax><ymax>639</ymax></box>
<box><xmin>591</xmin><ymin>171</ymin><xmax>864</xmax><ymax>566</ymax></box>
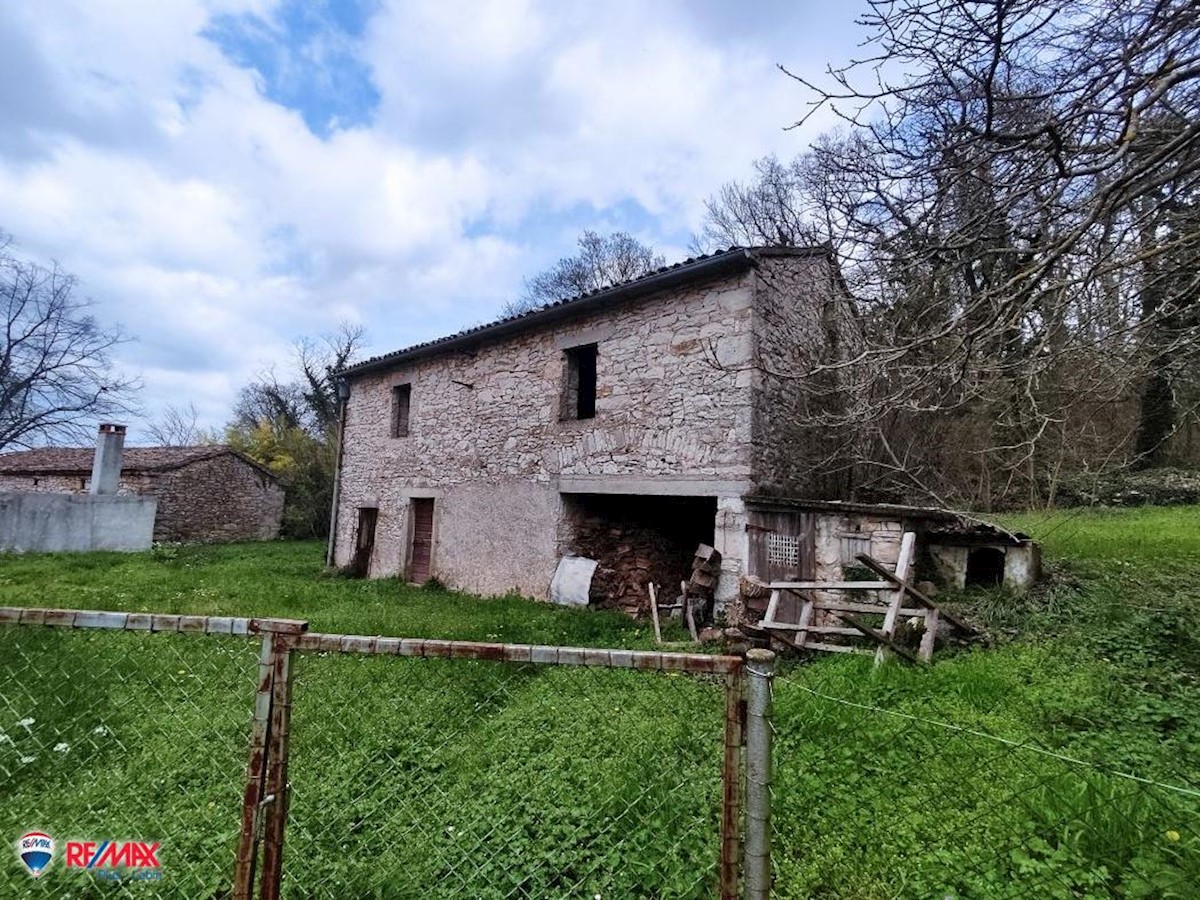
<box><xmin>0</xmin><ymin>445</ymin><xmax>277</xmax><ymax>481</ymax></box>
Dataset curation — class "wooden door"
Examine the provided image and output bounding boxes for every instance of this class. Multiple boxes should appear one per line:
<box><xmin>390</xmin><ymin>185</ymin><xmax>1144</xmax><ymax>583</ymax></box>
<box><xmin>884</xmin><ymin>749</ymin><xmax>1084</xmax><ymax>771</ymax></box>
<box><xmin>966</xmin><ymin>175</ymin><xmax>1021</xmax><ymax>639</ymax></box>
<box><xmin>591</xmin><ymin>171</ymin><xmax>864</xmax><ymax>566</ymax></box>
<box><xmin>409</xmin><ymin>498</ymin><xmax>435</xmax><ymax>584</ymax></box>
<box><xmin>352</xmin><ymin>507</ymin><xmax>378</xmax><ymax>577</ymax></box>
<box><xmin>747</xmin><ymin>510</ymin><xmax>815</xmax><ymax>623</ymax></box>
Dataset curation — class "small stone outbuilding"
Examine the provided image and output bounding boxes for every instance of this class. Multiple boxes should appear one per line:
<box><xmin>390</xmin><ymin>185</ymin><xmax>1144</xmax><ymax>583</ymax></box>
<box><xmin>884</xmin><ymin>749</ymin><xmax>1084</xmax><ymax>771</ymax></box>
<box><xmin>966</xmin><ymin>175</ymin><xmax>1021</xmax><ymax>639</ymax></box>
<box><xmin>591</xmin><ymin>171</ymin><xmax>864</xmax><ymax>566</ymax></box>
<box><xmin>0</xmin><ymin>445</ymin><xmax>284</xmax><ymax>543</ymax></box>
<box><xmin>733</xmin><ymin>496</ymin><xmax>1040</xmax><ymax>625</ymax></box>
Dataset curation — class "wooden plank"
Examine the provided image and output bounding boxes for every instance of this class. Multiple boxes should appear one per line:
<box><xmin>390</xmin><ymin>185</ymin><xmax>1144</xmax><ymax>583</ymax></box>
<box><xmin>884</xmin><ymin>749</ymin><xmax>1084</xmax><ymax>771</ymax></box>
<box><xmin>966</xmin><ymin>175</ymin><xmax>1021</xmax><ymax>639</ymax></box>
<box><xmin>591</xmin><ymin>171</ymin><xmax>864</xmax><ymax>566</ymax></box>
<box><xmin>876</xmin><ymin>532</ymin><xmax>915</xmax><ymax>666</ymax></box>
<box><xmin>805</xmin><ymin>641</ymin><xmax>874</xmax><ymax>656</ymax></box>
<box><xmin>841</xmin><ymin>614</ymin><xmax>924</xmax><ymax>665</ymax></box>
<box><xmin>855</xmin><ymin>554</ymin><xmax>977</xmax><ymax>635</ymax></box>
<box><xmin>919</xmin><ymin>607</ymin><xmax>940</xmax><ymax>662</ymax></box>
<box><xmin>769</xmin><ymin>627</ymin><xmax>864</xmax><ymax>656</ymax></box>
<box><xmin>647</xmin><ymin>583</ymin><xmax>662</xmax><ymax>645</ymax></box>
<box><xmin>762</xmin><ymin>590</ymin><xmax>781</xmax><ymax>625</ymax></box>
<box><xmin>770</xmin><ymin>581</ymin><xmax>892</xmax><ymax>591</ymax></box>
<box><xmin>760</xmin><ymin>622</ymin><xmax>864</xmax><ymax>636</ymax></box>
<box><xmin>809</xmin><ymin>599</ymin><xmax>924</xmax><ymax>616</ymax></box>
<box><xmin>794</xmin><ymin>597</ymin><xmax>815</xmax><ymax>648</ymax></box>
<box><xmin>798</xmin><ymin>624</ymin><xmax>865</xmax><ymax>636</ymax></box>
<box><xmin>683</xmin><ymin>581</ymin><xmax>699</xmax><ymax>643</ymax></box>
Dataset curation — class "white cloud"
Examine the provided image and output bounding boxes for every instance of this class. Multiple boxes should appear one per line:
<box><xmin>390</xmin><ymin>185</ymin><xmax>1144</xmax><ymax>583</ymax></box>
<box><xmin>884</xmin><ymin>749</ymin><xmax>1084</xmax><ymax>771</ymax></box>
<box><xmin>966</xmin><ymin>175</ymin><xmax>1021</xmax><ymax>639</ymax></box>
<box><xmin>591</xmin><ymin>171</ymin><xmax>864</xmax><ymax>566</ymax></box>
<box><xmin>0</xmin><ymin>0</ymin><xmax>864</xmax><ymax>442</ymax></box>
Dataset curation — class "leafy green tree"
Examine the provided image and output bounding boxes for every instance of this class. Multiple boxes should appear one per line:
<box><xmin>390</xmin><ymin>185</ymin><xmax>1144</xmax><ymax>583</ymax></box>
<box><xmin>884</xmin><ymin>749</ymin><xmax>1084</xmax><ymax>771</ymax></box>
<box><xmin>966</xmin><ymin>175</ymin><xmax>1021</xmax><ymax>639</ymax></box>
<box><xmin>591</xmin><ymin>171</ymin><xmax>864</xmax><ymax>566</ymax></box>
<box><xmin>227</xmin><ymin>323</ymin><xmax>364</xmax><ymax>538</ymax></box>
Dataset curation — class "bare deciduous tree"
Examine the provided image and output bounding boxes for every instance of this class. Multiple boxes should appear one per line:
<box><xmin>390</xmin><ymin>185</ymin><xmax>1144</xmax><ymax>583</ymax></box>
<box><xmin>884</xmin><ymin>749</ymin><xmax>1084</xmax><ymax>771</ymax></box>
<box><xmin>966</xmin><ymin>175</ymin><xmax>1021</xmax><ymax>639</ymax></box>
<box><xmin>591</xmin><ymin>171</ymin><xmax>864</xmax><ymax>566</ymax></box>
<box><xmin>0</xmin><ymin>232</ymin><xmax>137</xmax><ymax>451</ymax></box>
<box><xmin>227</xmin><ymin>322</ymin><xmax>366</xmax><ymax>538</ymax></box>
<box><xmin>145</xmin><ymin>402</ymin><xmax>217</xmax><ymax>447</ymax></box>
<box><xmin>232</xmin><ymin>322</ymin><xmax>365</xmax><ymax>438</ymax></box>
<box><xmin>700</xmin><ymin>0</ymin><xmax>1200</xmax><ymax>507</ymax></box>
<box><xmin>505</xmin><ymin>231</ymin><xmax>666</xmax><ymax>316</ymax></box>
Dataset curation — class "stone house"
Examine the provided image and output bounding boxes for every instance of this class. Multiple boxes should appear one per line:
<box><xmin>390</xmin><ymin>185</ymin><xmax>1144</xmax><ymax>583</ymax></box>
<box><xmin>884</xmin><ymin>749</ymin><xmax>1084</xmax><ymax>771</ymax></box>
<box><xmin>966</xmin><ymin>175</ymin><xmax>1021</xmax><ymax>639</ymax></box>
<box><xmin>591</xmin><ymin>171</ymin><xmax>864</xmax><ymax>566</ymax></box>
<box><xmin>331</xmin><ymin>246</ymin><xmax>860</xmax><ymax>606</ymax></box>
<box><xmin>0</xmin><ymin>444</ymin><xmax>284</xmax><ymax>543</ymax></box>
<box><xmin>330</xmin><ymin>245</ymin><xmax>1039</xmax><ymax>615</ymax></box>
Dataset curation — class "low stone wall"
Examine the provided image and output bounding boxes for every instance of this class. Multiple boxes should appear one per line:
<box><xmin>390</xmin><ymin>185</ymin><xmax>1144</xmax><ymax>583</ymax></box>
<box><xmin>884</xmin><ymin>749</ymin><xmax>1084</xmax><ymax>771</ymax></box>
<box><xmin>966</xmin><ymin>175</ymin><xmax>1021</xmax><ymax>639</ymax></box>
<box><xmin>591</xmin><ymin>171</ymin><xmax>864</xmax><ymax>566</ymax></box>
<box><xmin>0</xmin><ymin>493</ymin><xmax>157</xmax><ymax>553</ymax></box>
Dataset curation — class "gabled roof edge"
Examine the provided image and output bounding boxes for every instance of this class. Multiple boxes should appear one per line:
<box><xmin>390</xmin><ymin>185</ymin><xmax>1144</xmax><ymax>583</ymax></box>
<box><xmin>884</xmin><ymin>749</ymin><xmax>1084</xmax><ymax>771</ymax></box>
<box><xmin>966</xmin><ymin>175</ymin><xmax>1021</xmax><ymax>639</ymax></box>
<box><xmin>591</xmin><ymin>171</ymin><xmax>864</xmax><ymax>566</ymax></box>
<box><xmin>340</xmin><ymin>245</ymin><xmax>832</xmax><ymax>379</ymax></box>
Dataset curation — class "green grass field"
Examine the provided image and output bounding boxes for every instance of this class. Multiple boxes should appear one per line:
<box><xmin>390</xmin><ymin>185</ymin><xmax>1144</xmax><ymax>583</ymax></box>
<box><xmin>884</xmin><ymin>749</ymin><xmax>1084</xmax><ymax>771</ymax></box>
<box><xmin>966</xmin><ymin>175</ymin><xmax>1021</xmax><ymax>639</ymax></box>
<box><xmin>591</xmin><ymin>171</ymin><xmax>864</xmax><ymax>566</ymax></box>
<box><xmin>1</xmin><ymin>507</ymin><xmax>1198</xmax><ymax>897</ymax></box>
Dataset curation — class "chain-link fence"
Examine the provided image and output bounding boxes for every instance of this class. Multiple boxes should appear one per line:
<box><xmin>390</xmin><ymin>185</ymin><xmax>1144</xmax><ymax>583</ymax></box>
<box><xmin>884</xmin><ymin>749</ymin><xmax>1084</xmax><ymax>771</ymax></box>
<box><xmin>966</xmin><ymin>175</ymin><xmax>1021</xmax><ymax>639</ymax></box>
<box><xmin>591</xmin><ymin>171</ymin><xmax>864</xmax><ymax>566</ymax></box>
<box><xmin>771</xmin><ymin>661</ymin><xmax>1200</xmax><ymax>899</ymax></box>
<box><xmin>276</xmin><ymin>634</ymin><xmax>757</xmax><ymax>899</ymax></box>
<box><xmin>0</xmin><ymin>610</ymin><xmax>266</xmax><ymax>898</ymax></box>
<box><xmin>0</xmin><ymin>609</ymin><xmax>761</xmax><ymax>899</ymax></box>
<box><xmin>282</xmin><ymin>647</ymin><xmax>732</xmax><ymax>898</ymax></box>
<box><xmin>12</xmin><ymin>601</ymin><xmax>1193</xmax><ymax>898</ymax></box>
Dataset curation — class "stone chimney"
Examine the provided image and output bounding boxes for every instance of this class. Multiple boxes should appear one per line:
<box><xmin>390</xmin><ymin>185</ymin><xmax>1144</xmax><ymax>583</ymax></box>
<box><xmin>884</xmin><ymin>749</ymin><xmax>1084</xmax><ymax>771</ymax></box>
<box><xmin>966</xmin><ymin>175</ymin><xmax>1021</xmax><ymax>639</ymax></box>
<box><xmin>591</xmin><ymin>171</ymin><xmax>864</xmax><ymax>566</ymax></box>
<box><xmin>90</xmin><ymin>423</ymin><xmax>127</xmax><ymax>496</ymax></box>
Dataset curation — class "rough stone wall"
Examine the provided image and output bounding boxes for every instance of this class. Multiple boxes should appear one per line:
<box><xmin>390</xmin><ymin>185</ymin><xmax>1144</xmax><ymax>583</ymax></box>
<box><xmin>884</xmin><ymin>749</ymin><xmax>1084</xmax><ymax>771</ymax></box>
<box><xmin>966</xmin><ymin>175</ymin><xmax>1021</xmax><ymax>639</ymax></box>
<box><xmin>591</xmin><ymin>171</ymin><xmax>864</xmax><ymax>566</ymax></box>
<box><xmin>0</xmin><ymin>473</ymin><xmax>145</xmax><ymax>496</ymax></box>
<box><xmin>149</xmin><ymin>456</ymin><xmax>284</xmax><ymax>543</ymax></box>
<box><xmin>0</xmin><ymin>458</ymin><xmax>283</xmax><ymax>543</ymax></box>
<box><xmin>750</xmin><ymin>253</ymin><xmax>863</xmax><ymax>499</ymax></box>
<box><xmin>813</xmin><ymin>514</ymin><xmax>906</xmax><ymax>587</ymax></box>
<box><xmin>335</xmin><ymin>269</ymin><xmax>757</xmax><ymax>596</ymax></box>
<box><xmin>929</xmin><ymin>541</ymin><xmax>1040</xmax><ymax>592</ymax></box>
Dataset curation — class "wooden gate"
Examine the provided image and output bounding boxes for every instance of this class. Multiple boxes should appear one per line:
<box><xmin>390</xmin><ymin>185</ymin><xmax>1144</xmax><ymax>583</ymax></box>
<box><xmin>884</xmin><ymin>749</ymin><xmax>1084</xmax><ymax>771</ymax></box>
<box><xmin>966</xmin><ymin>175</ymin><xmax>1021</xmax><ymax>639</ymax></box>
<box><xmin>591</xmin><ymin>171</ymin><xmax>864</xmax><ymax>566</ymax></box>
<box><xmin>409</xmin><ymin>498</ymin><xmax>435</xmax><ymax>584</ymax></box>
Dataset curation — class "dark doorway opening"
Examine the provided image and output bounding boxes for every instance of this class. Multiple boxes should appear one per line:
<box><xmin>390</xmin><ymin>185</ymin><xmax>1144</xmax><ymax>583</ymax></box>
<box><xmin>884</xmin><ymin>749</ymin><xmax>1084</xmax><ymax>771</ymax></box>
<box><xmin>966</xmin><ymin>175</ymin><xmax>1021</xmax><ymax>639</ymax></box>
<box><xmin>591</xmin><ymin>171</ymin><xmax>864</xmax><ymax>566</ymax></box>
<box><xmin>409</xmin><ymin>498</ymin><xmax>435</xmax><ymax>584</ymax></box>
<box><xmin>561</xmin><ymin>493</ymin><xmax>717</xmax><ymax>614</ymax></box>
<box><xmin>965</xmin><ymin>546</ymin><xmax>1006</xmax><ymax>587</ymax></box>
<box><xmin>352</xmin><ymin>507</ymin><xmax>377</xmax><ymax>577</ymax></box>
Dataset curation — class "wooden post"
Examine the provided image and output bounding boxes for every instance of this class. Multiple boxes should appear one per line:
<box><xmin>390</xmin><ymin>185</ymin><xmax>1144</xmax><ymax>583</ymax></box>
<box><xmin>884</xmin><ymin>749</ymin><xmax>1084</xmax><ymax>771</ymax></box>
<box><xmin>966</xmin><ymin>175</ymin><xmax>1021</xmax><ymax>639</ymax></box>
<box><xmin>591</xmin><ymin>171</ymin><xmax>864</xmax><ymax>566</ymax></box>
<box><xmin>258</xmin><ymin>637</ymin><xmax>296</xmax><ymax>900</ymax></box>
<box><xmin>719</xmin><ymin>666</ymin><xmax>745</xmax><ymax>900</ymax></box>
<box><xmin>875</xmin><ymin>533</ymin><xmax>915</xmax><ymax>667</ymax></box>
<box><xmin>919</xmin><ymin>607</ymin><xmax>940</xmax><ymax>662</ymax></box>
<box><xmin>647</xmin><ymin>583</ymin><xmax>663</xmax><ymax>645</ymax></box>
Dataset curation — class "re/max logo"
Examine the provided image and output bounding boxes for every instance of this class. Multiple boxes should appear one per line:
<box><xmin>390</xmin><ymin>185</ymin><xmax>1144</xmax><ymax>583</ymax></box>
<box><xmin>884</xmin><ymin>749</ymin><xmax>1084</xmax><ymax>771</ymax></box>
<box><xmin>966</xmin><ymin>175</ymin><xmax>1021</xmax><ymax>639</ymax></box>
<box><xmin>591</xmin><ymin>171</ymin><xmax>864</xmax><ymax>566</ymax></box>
<box><xmin>65</xmin><ymin>841</ymin><xmax>160</xmax><ymax>869</ymax></box>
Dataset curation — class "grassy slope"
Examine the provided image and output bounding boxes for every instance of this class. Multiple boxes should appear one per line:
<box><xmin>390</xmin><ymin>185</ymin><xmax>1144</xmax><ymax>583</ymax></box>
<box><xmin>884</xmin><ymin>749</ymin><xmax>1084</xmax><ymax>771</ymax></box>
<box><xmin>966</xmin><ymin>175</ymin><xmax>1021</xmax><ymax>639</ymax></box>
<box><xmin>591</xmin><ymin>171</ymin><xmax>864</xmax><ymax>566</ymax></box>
<box><xmin>769</xmin><ymin>507</ymin><xmax>1200</xmax><ymax>898</ymax></box>
<box><xmin>1</xmin><ymin>508</ymin><xmax>1198</xmax><ymax>897</ymax></box>
<box><xmin>0</xmin><ymin>541</ymin><xmax>689</xmax><ymax>647</ymax></box>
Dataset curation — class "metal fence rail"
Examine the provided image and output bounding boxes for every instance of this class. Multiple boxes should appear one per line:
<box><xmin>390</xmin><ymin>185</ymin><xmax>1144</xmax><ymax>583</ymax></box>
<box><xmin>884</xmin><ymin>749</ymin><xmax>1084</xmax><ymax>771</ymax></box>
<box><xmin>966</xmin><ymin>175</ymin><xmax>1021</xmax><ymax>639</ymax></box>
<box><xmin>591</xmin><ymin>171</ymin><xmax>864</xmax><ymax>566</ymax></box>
<box><xmin>0</xmin><ymin>608</ymin><xmax>770</xmax><ymax>899</ymax></box>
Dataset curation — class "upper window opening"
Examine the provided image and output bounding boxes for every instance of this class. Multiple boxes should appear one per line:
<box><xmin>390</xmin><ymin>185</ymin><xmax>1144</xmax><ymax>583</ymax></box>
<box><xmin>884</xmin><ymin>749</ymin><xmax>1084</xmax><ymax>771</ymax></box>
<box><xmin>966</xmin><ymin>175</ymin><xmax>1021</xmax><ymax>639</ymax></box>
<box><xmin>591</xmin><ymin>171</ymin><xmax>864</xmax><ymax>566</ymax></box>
<box><xmin>563</xmin><ymin>344</ymin><xmax>598</xmax><ymax>420</ymax></box>
<box><xmin>391</xmin><ymin>384</ymin><xmax>412</xmax><ymax>437</ymax></box>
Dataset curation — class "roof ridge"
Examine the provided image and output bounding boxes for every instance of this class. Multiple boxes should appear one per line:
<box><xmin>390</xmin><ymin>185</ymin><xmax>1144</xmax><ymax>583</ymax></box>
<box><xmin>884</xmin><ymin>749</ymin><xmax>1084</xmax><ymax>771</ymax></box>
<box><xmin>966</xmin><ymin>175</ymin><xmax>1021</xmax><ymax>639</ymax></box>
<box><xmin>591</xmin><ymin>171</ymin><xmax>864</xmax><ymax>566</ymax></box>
<box><xmin>0</xmin><ymin>444</ymin><xmax>271</xmax><ymax>477</ymax></box>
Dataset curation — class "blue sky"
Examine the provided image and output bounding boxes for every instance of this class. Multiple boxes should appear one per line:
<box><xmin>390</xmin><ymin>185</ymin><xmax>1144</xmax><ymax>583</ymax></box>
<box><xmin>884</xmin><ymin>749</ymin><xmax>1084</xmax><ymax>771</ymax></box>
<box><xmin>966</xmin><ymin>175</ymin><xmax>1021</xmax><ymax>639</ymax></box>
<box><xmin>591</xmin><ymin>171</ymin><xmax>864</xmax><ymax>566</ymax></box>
<box><xmin>0</xmin><ymin>0</ymin><xmax>865</xmax><ymax>440</ymax></box>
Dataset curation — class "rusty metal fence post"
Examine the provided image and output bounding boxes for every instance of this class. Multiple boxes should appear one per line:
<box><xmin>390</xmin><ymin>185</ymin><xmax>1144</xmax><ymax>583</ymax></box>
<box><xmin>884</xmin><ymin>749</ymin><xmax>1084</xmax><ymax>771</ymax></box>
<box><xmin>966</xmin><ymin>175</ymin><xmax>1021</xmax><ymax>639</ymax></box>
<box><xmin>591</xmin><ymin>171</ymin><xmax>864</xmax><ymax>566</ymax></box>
<box><xmin>720</xmin><ymin>662</ymin><xmax>746</xmax><ymax>900</ymax></box>
<box><xmin>233</xmin><ymin>619</ymin><xmax>307</xmax><ymax>900</ymax></box>
<box><xmin>744</xmin><ymin>648</ymin><xmax>776</xmax><ymax>900</ymax></box>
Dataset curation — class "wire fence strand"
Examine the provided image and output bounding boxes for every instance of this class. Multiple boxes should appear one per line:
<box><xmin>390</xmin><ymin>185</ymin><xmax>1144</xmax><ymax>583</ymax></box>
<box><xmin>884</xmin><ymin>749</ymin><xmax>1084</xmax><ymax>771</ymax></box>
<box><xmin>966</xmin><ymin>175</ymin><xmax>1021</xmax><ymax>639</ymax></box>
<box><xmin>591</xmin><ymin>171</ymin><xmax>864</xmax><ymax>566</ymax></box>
<box><xmin>771</xmin><ymin>664</ymin><xmax>1200</xmax><ymax>899</ymax></box>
